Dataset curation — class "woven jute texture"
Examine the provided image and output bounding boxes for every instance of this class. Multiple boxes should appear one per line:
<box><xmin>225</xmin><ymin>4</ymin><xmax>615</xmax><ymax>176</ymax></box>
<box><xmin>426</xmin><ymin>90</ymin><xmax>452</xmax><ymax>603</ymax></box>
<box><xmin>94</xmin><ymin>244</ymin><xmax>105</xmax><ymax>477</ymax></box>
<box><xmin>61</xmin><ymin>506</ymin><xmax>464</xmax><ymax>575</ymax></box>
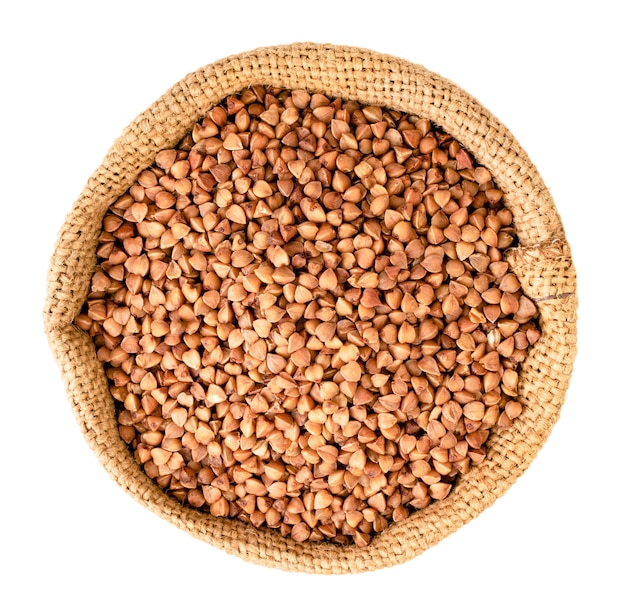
<box><xmin>43</xmin><ymin>43</ymin><xmax>577</xmax><ymax>574</ymax></box>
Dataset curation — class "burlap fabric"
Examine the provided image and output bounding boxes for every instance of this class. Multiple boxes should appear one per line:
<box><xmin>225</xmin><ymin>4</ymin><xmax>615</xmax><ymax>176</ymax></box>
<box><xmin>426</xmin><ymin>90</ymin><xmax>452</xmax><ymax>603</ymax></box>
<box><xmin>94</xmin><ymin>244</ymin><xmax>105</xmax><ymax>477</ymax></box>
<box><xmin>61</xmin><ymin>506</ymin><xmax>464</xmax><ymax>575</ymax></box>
<box><xmin>43</xmin><ymin>43</ymin><xmax>577</xmax><ymax>573</ymax></box>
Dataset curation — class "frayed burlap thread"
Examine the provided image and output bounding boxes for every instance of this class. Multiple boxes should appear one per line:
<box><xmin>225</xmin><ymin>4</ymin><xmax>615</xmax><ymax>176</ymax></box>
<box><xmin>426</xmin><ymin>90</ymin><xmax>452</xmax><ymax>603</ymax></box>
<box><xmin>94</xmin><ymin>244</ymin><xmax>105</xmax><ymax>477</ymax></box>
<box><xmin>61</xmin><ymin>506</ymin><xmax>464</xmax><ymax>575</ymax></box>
<box><xmin>43</xmin><ymin>43</ymin><xmax>577</xmax><ymax>574</ymax></box>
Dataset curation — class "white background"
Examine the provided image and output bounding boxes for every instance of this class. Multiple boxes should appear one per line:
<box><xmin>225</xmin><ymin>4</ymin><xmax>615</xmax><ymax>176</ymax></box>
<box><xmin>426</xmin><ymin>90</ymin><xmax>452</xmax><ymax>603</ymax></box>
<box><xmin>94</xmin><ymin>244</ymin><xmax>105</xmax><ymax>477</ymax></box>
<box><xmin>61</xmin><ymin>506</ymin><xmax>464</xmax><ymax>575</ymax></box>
<box><xmin>2</xmin><ymin>1</ymin><xmax>624</xmax><ymax>611</ymax></box>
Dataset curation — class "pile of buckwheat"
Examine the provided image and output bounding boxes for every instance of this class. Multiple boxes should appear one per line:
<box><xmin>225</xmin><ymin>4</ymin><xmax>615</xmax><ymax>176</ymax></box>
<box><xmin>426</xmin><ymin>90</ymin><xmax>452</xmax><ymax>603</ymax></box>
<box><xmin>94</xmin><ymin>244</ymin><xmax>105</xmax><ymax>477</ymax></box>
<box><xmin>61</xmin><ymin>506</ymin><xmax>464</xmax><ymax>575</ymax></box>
<box><xmin>76</xmin><ymin>85</ymin><xmax>540</xmax><ymax>547</ymax></box>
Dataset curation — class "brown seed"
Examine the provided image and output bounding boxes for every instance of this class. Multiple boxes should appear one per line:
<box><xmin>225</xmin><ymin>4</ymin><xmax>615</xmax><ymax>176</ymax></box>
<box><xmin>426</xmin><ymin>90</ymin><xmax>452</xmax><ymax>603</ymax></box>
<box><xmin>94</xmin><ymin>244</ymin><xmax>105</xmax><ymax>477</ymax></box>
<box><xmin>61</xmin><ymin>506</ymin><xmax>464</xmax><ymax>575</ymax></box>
<box><xmin>231</xmin><ymin>250</ymin><xmax>254</xmax><ymax>268</ymax></box>
<box><xmin>266</xmin><ymin>353</ymin><xmax>287</xmax><ymax>374</ymax></box>
<box><xmin>314</xmin><ymin>490</ymin><xmax>333</xmax><ymax>510</ymax></box>
<box><xmin>248</xmin><ymin>339</ymin><xmax>267</xmax><ymax>361</ymax></box>
<box><xmin>319</xmin><ymin>381</ymin><xmax>339</xmax><ymax>400</ymax></box>
<box><xmin>294</xmin><ymin>285</ymin><xmax>313</xmax><ymax>304</ymax></box>
<box><xmin>206</xmin><ymin>384</ymin><xmax>227</xmax><ymax>405</ymax></box>
<box><xmin>480</xmin><ymin>351</ymin><xmax>501</xmax><ymax>372</ymax></box>
<box><xmin>429</xmin><ymin>482</ymin><xmax>452</xmax><ymax>500</ymax></box>
<box><xmin>340</xmin><ymin>361</ymin><xmax>362</xmax><ymax>382</ymax></box>
<box><xmin>361</xmin><ymin>288</ymin><xmax>382</xmax><ymax>308</ymax></box>
<box><xmin>463</xmin><ymin>401</ymin><xmax>485</xmax><ymax>421</ymax></box>
<box><xmin>319</xmin><ymin>268</ymin><xmax>338</xmax><ymax>290</ymax></box>
<box><xmin>421</xmin><ymin>253</ymin><xmax>443</xmax><ymax>273</ymax></box>
<box><xmin>505</xmin><ymin>400</ymin><xmax>523</xmax><ymax>419</ymax></box>
<box><xmin>223</xmin><ymin>133</ymin><xmax>243</xmax><ymax>150</ymax></box>
<box><xmin>151</xmin><ymin>448</ymin><xmax>172</xmax><ymax>467</ymax></box>
<box><xmin>225</xmin><ymin>204</ymin><xmax>247</xmax><ymax>224</ymax></box>
<box><xmin>266</xmin><ymin>245</ymin><xmax>290</xmax><ymax>267</ymax></box>
<box><xmin>516</xmin><ymin>295</ymin><xmax>538</xmax><ymax>322</ymax></box>
<box><xmin>182</xmin><ymin>349</ymin><xmax>201</xmax><ymax>370</ymax></box>
<box><xmin>291</xmin><ymin>522</ymin><xmax>311</xmax><ymax>542</ymax></box>
<box><xmin>391</xmin><ymin>221</ymin><xmax>415</xmax><ymax>243</ymax></box>
<box><xmin>252</xmin><ymin>180</ymin><xmax>273</xmax><ymax>199</ymax></box>
<box><xmin>315</xmin><ymin>322</ymin><xmax>336</xmax><ymax>343</ymax></box>
<box><xmin>227</xmin><ymin>283</ymin><xmax>247</xmax><ymax>302</ymax></box>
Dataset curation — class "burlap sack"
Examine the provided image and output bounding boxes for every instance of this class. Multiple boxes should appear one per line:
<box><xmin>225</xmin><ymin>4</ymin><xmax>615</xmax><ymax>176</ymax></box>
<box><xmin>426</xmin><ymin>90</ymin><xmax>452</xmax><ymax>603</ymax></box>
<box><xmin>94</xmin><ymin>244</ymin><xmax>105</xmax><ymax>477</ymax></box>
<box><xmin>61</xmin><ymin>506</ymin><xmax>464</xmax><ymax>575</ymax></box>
<box><xmin>43</xmin><ymin>43</ymin><xmax>577</xmax><ymax>574</ymax></box>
